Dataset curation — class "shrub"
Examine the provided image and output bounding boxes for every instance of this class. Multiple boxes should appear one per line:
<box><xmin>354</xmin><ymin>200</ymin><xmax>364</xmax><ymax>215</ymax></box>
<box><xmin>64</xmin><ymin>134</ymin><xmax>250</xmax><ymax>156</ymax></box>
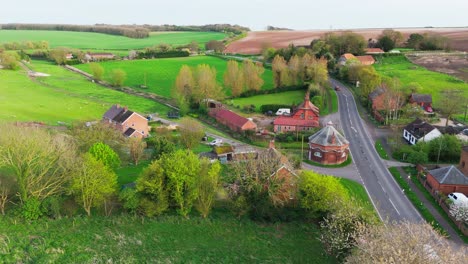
<box><xmin>20</xmin><ymin>198</ymin><xmax>45</xmax><ymax>220</ymax></box>
<box><xmin>119</xmin><ymin>188</ymin><xmax>140</xmax><ymax>214</ymax></box>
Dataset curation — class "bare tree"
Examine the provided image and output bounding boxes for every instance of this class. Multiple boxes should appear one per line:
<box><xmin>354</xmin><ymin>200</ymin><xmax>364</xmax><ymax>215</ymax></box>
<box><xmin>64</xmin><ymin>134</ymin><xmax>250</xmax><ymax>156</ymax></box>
<box><xmin>439</xmin><ymin>90</ymin><xmax>465</xmax><ymax>127</ymax></box>
<box><xmin>128</xmin><ymin>137</ymin><xmax>147</xmax><ymax>165</ymax></box>
<box><xmin>272</xmin><ymin>55</ymin><xmax>288</xmax><ymax>88</ymax></box>
<box><xmin>178</xmin><ymin>119</ymin><xmax>205</xmax><ymax>150</ymax></box>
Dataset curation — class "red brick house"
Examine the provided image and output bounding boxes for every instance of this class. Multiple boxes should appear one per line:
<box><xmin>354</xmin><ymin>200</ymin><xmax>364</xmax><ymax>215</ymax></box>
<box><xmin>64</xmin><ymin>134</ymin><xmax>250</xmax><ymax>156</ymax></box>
<box><xmin>409</xmin><ymin>93</ymin><xmax>433</xmax><ymax>113</ymax></box>
<box><xmin>338</xmin><ymin>53</ymin><xmax>375</xmax><ymax>66</ymax></box>
<box><xmin>209</xmin><ymin>108</ymin><xmax>257</xmax><ymax>132</ymax></box>
<box><xmin>308</xmin><ymin>121</ymin><xmax>349</xmax><ymax>165</ymax></box>
<box><xmin>273</xmin><ymin>91</ymin><xmax>320</xmax><ymax>133</ymax></box>
<box><xmin>355</xmin><ymin>55</ymin><xmax>375</xmax><ymax>65</ymax></box>
<box><xmin>103</xmin><ymin>104</ymin><xmax>149</xmax><ymax>138</ymax></box>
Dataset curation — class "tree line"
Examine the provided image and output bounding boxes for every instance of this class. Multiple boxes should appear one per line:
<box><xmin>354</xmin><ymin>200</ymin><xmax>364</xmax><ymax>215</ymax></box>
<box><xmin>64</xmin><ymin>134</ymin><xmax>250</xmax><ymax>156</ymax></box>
<box><xmin>143</xmin><ymin>24</ymin><xmax>250</xmax><ymax>35</ymax></box>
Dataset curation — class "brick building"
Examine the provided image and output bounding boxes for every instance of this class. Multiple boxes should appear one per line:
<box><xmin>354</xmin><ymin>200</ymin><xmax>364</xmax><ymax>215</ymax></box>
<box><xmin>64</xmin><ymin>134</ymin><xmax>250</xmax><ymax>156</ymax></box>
<box><xmin>409</xmin><ymin>93</ymin><xmax>433</xmax><ymax>113</ymax></box>
<box><xmin>209</xmin><ymin>108</ymin><xmax>257</xmax><ymax>132</ymax></box>
<box><xmin>273</xmin><ymin>91</ymin><xmax>320</xmax><ymax>133</ymax></box>
<box><xmin>103</xmin><ymin>104</ymin><xmax>149</xmax><ymax>138</ymax></box>
<box><xmin>308</xmin><ymin>121</ymin><xmax>349</xmax><ymax>165</ymax></box>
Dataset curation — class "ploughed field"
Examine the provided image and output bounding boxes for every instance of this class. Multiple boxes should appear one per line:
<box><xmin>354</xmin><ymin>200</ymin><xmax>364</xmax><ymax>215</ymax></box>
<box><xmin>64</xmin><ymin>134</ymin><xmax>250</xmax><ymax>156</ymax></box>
<box><xmin>75</xmin><ymin>56</ymin><xmax>275</xmax><ymax>97</ymax></box>
<box><xmin>0</xmin><ymin>60</ymin><xmax>169</xmax><ymax>124</ymax></box>
<box><xmin>0</xmin><ymin>30</ymin><xmax>226</xmax><ymax>50</ymax></box>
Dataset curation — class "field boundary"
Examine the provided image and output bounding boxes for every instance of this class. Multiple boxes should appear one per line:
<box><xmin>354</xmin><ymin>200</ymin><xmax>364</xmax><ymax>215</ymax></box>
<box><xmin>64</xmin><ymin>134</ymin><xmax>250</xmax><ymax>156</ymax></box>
<box><xmin>64</xmin><ymin>65</ymin><xmax>179</xmax><ymax>111</ymax></box>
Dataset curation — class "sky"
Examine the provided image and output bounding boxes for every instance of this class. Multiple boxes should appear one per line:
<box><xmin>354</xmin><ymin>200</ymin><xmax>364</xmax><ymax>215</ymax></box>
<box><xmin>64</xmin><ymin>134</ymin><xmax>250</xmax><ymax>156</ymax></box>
<box><xmin>2</xmin><ymin>0</ymin><xmax>467</xmax><ymax>31</ymax></box>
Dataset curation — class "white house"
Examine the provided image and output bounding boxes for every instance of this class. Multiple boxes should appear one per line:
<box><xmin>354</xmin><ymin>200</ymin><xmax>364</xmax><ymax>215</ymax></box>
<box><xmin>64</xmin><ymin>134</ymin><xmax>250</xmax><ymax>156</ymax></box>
<box><xmin>403</xmin><ymin>118</ymin><xmax>442</xmax><ymax>145</ymax></box>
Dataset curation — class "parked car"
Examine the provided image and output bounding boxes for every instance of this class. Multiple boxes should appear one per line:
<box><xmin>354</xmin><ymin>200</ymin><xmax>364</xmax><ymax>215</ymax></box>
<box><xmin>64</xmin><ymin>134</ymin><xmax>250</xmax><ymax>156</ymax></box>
<box><xmin>448</xmin><ymin>192</ymin><xmax>468</xmax><ymax>206</ymax></box>
<box><xmin>335</xmin><ymin>86</ymin><xmax>341</xmax><ymax>91</ymax></box>
<box><xmin>209</xmin><ymin>139</ymin><xmax>223</xmax><ymax>146</ymax></box>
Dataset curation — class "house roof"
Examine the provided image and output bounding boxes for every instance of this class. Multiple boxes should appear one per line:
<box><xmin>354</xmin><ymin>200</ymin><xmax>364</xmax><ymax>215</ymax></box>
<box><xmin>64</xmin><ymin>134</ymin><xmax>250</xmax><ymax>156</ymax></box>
<box><xmin>365</xmin><ymin>48</ymin><xmax>385</xmax><ymax>54</ymax></box>
<box><xmin>113</xmin><ymin>110</ymin><xmax>134</xmax><ymax>123</ymax></box>
<box><xmin>341</xmin><ymin>53</ymin><xmax>356</xmax><ymax>60</ymax></box>
<box><xmin>404</xmin><ymin>118</ymin><xmax>437</xmax><ymax>139</ymax></box>
<box><xmin>356</xmin><ymin>55</ymin><xmax>375</xmax><ymax>64</ymax></box>
<box><xmin>410</xmin><ymin>93</ymin><xmax>432</xmax><ymax>103</ymax></box>
<box><xmin>273</xmin><ymin>116</ymin><xmax>318</xmax><ymax>127</ymax></box>
<box><xmin>103</xmin><ymin>105</ymin><xmax>125</xmax><ymax>121</ymax></box>
<box><xmin>368</xmin><ymin>87</ymin><xmax>386</xmax><ymax>100</ymax></box>
<box><xmin>308</xmin><ymin>121</ymin><xmax>349</xmax><ymax>147</ymax></box>
<box><xmin>212</xmin><ymin>109</ymin><xmax>251</xmax><ymax>129</ymax></box>
<box><xmin>124</xmin><ymin>128</ymin><xmax>136</xmax><ymax>137</ymax></box>
<box><xmin>214</xmin><ymin>145</ymin><xmax>234</xmax><ymax>155</ymax></box>
<box><xmin>429</xmin><ymin>166</ymin><xmax>468</xmax><ymax>185</ymax></box>
<box><xmin>297</xmin><ymin>92</ymin><xmax>320</xmax><ymax>114</ymax></box>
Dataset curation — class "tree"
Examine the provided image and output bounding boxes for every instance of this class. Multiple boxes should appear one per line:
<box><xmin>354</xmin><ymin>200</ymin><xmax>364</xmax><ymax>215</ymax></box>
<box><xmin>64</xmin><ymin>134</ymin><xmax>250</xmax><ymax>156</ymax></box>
<box><xmin>377</xmin><ymin>35</ymin><xmax>395</xmax><ymax>52</ymax></box>
<box><xmin>406</xmin><ymin>150</ymin><xmax>428</xmax><ymax>164</ymax></box>
<box><xmin>109</xmin><ymin>69</ymin><xmax>126</xmax><ymax>87</ymax></box>
<box><xmin>243</xmin><ymin>59</ymin><xmax>265</xmax><ymax>91</ymax></box>
<box><xmin>147</xmin><ymin>136</ymin><xmax>176</xmax><ymax>159</ymax></box>
<box><xmin>439</xmin><ymin>90</ymin><xmax>465</xmax><ymax>127</ymax></box>
<box><xmin>299</xmin><ymin>171</ymin><xmax>350</xmax><ymax>217</ymax></box>
<box><xmin>272</xmin><ymin>55</ymin><xmax>288</xmax><ymax>88</ymax></box>
<box><xmin>88</xmin><ymin>142</ymin><xmax>121</xmax><ymax>170</ymax></box>
<box><xmin>178</xmin><ymin>119</ymin><xmax>205</xmax><ymax>149</ymax></box>
<box><xmin>196</xmin><ymin>159</ymin><xmax>221</xmax><ymax>218</ymax></box>
<box><xmin>449</xmin><ymin>201</ymin><xmax>468</xmax><ymax>223</ymax></box>
<box><xmin>70</xmin><ymin>154</ymin><xmax>117</xmax><ymax>216</ymax></box>
<box><xmin>128</xmin><ymin>137</ymin><xmax>147</xmax><ymax>165</ymax></box>
<box><xmin>0</xmin><ymin>52</ymin><xmax>20</xmax><ymax>70</ymax></box>
<box><xmin>288</xmin><ymin>55</ymin><xmax>302</xmax><ymax>85</ymax></box>
<box><xmin>232</xmin><ymin>68</ymin><xmax>245</xmax><ymax>97</ymax></box>
<box><xmin>380</xmin><ymin>29</ymin><xmax>404</xmax><ymax>47</ymax></box>
<box><xmin>205</xmin><ymin>40</ymin><xmax>225</xmax><ymax>52</ymax></box>
<box><xmin>0</xmin><ymin>125</ymin><xmax>76</xmax><ymax>203</ymax></box>
<box><xmin>48</xmin><ymin>48</ymin><xmax>68</xmax><ymax>65</ymax></box>
<box><xmin>194</xmin><ymin>64</ymin><xmax>224</xmax><ymax>105</ymax></box>
<box><xmin>356</xmin><ymin>66</ymin><xmax>381</xmax><ymax>99</ymax></box>
<box><xmin>89</xmin><ymin>63</ymin><xmax>104</xmax><ymax>81</ymax></box>
<box><xmin>173</xmin><ymin>65</ymin><xmax>195</xmax><ymax>113</ymax></box>
<box><xmin>188</xmin><ymin>41</ymin><xmax>199</xmax><ymax>52</ymax></box>
<box><xmin>319</xmin><ymin>31</ymin><xmax>367</xmax><ymax>57</ymax></box>
<box><xmin>407</xmin><ymin>33</ymin><xmax>424</xmax><ymax>49</ymax></box>
<box><xmin>69</xmin><ymin>122</ymin><xmax>126</xmax><ymax>154</ymax></box>
<box><xmin>224</xmin><ymin>60</ymin><xmax>244</xmax><ymax>96</ymax></box>
<box><xmin>136</xmin><ymin>159</ymin><xmax>169</xmax><ymax>217</ymax></box>
<box><xmin>346</xmin><ymin>222</ymin><xmax>467</xmax><ymax>263</ymax></box>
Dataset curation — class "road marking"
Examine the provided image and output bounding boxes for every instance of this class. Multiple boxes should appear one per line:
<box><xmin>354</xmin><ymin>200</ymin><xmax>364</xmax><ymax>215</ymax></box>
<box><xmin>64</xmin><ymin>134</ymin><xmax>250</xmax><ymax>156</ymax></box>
<box><xmin>351</xmin><ymin>126</ymin><xmax>357</xmax><ymax>133</ymax></box>
<box><xmin>389</xmin><ymin>199</ymin><xmax>401</xmax><ymax>215</ymax></box>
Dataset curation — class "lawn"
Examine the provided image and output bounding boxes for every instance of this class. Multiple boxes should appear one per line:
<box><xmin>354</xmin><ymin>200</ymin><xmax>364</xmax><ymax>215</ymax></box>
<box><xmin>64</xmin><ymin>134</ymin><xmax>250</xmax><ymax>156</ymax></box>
<box><xmin>0</xmin><ymin>30</ymin><xmax>227</xmax><ymax>50</ymax></box>
<box><xmin>374</xmin><ymin>140</ymin><xmax>389</xmax><ymax>160</ymax></box>
<box><xmin>373</xmin><ymin>55</ymin><xmax>468</xmax><ymax>108</ymax></box>
<box><xmin>75</xmin><ymin>56</ymin><xmax>275</xmax><ymax>97</ymax></box>
<box><xmin>0</xmin><ymin>214</ymin><xmax>336</xmax><ymax>263</ymax></box>
<box><xmin>339</xmin><ymin>178</ymin><xmax>375</xmax><ymax>214</ymax></box>
<box><xmin>230</xmin><ymin>90</ymin><xmax>306</xmax><ymax>113</ymax></box>
<box><xmin>0</xmin><ymin>61</ymin><xmax>169</xmax><ymax>124</ymax></box>
<box><xmin>116</xmin><ymin>161</ymin><xmax>151</xmax><ymax>186</ymax></box>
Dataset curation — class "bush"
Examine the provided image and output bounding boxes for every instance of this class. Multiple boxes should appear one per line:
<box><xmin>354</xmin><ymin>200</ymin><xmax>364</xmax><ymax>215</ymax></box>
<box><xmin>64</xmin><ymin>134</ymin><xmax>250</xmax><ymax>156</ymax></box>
<box><xmin>42</xmin><ymin>196</ymin><xmax>62</xmax><ymax>219</ymax></box>
<box><xmin>238</xmin><ymin>84</ymin><xmax>306</xmax><ymax>98</ymax></box>
<box><xmin>119</xmin><ymin>188</ymin><xmax>140</xmax><ymax>214</ymax></box>
<box><xmin>20</xmin><ymin>198</ymin><xmax>45</xmax><ymax>220</ymax></box>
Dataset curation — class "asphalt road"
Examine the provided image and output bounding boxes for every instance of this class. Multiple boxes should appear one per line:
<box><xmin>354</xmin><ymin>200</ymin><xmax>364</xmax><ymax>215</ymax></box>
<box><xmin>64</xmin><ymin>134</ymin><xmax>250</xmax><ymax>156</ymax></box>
<box><xmin>331</xmin><ymin>78</ymin><xmax>423</xmax><ymax>223</ymax></box>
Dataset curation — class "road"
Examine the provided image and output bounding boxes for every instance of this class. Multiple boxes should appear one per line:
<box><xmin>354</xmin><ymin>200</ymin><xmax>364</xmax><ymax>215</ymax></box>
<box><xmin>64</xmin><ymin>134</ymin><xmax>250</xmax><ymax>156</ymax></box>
<box><xmin>331</xmin><ymin>78</ymin><xmax>423</xmax><ymax>223</ymax></box>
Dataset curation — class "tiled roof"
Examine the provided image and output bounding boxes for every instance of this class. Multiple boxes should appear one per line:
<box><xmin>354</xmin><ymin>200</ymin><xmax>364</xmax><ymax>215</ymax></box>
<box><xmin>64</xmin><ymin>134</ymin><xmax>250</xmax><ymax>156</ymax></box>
<box><xmin>298</xmin><ymin>99</ymin><xmax>320</xmax><ymax>115</ymax></box>
<box><xmin>213</xmin><ymin>109</ymin><xmax>250</xmax><ymax>128</ymax></box>
<box><xmin>124</xmin><ymin>128</ymin><xmax>136</xmax><ymax>137</ymax></box>
<box><xmin>308</xmin><ymin>121</ymin><xmax>349</xmax><ymax>147</ymax></box>
<box><xmin>113</xmin><ymin>110</ymin><xmax>134</xmax><ymax>123</ymax></box>
<box><xmin>356</xmin><ymin>55</ymin><xmax>375</xmax><ymax>64</ymax></box>
<box><xmin>429</xmin><ymin>166</ymin><xmax>468</xmax><ymax>185</ymax></box>
<box><xmin>273</xmin><ymin>116</ymin><xmax>318</xmax><ymax>126</ymax></box>
<box><xmin>369</xmin><ymin>87</ymin><xmax>386</xmax><ymax>100</ymax></box>
<box><xmin>103</xmin><ymin>105</ymin><xmax>124</xmax><ymax>121</ymax></box>
<box><xmin>365</xmin><ymin>48</ymin><xmax>385</xmax><ymax>54</ymax></box>
<box><xmin>404</xmin><ymin>118</ymin><xmax>437</xmax><ymax>139</ymax></box>
<box><xmin>410</xmin><ymin>93</ymin><xmax>432</xmax><ymax>103</ymax></box>
<box><xmin>342</xmin><ymin>53</ymin><xmax>356</xmax><ymax>60</ymax></box>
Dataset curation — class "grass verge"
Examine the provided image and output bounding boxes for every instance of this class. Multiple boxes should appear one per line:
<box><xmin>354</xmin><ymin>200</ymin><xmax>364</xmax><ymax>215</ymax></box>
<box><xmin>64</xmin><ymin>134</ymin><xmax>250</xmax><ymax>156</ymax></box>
<box><xmin>374</xmin><ymin>140</ymin><xmax>389</xmax><ymax>160</ymax></box>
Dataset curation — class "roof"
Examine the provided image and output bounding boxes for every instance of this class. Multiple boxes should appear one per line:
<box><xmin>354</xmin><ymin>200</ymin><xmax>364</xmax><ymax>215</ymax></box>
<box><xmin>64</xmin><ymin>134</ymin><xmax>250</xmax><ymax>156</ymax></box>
<box><xmin>103</xmin><ymin>105</ymin><xmax>124</xmax><ymax>120</ymax></box>
<box><xmin>113</xmin><ymin>110</ymin><xmax>134</xmax><ymax>123</ymax></box>
<box><xmin>429</xmin><ymin>166</ymin><xmax>468</xmax><ymax>185</ymax></box>
<box><xmin>308</xmin><ymin>121</ymin><xmax>349</xmax><ymax>147</ymax></box>
<box><xmin>356</xmin><ymin>55</ymin><xmax>375</xmax><ymax>64</ymax></box>
<box><xmin>404</xmin><ymin>118</ymin><xmax>437</xmax><ymax>139</ymax></box>
<box><xmin>212</xmin><ymin>109</ymin><xmax>251</xmax><ymax>128</ymax></box>
<box><xmin>368</xmin><ymin>87</ymin><xmax>386</xmax><ymax>100</ymax></box>
<box><xmin>297</xmin><ymin>95</ymin><xmax>320</xmax><ymax>115</ymax></box>
<box><xmin>341</xmin><ymin>53</ymin><xmax>356</xmax><ymax>60</ymax></box>
<box><xmin>214</xmin><ymin>145</ymin><xmax>234</xmax><ymax>155</ymax></box>
<box><xmin>410</xmin><ymin>93</ymin><xmax>432</xmax><ymax>103</ymax></box>
<box><xmin>124</xmin><ymin>128</ymin><xmax>136</xmax><ymax>137</ymax></box>
<box><xmin>365</xmin><ymin>48</ymin><xmax>385</xmax><ymax>54</ymax></box>
<box><xmin>274</xmin><ymin>116</ymin><xmax>318</xmax><ymax>127</ymax></box>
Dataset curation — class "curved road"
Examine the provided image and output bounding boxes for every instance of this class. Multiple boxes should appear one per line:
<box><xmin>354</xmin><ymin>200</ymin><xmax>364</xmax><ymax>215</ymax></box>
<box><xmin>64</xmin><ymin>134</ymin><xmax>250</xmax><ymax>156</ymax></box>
<box><xmin>331</xmin><ymin>78</ymin><xmax>422</xmax><ymax>223</ymax></box>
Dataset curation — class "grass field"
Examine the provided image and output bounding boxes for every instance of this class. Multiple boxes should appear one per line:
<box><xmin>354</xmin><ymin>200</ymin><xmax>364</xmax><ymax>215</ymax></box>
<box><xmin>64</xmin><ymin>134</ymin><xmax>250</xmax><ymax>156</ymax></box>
<box><xmin>374</xmin><ymin>55</ymin><xmax>468</xmax><ymax>107</ymax></box>
<box><xmin>230</xmin><ymin>90</ymin><xmax>306</xmax><ymax>112</ymax></box>
<box><xmin>0</xmin><ymin>30</ymin><xmax>227</xmax><ymax>50</ymax></box>
<box><xmin>0</xmin><ymin>214</ymin><xmax>335</xmax><ymax>263</ymax></box>
<box><xmin>339</xmin><ymin>178</ymin><xmax>375</xmax><ymax>214</ymax></box>
<box><xmin>75</xmin><ymin>56</ymin><xmax>275</xmax><ymax>97</ymax></box>
<box><xmin>0</xmin><ymin>61</ymin><xmax>169</xmax><ymax>124</ymax></box>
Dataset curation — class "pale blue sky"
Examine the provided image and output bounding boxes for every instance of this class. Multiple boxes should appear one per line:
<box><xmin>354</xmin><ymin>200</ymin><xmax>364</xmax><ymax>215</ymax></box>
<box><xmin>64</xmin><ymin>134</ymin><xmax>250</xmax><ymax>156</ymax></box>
<box><xmin>2</xmin><ymin>0</ymin><xmax>467</xmax><ymax>30</ymax></box>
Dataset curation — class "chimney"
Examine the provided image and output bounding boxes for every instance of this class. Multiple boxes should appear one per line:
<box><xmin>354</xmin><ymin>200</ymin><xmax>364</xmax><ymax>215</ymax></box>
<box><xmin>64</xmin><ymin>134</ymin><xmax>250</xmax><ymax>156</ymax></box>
<box><xmin>268</xmin><ymin>139</ymin><xmax>275</xmax><ymax>149</ymax></box>
<box><xmin>116</xmin><ymin>104</ymin><xmax>120</xmax><ymax>109</ymax></box>
<box><xmin>305</xmin><ymin>89</ymin><xmax>310</xmax><ymax>102</ymax></box>
<box><xmin>124</xmin><ymin>106</ymin><xmax>128</xmax><ymax>112</ymax></box>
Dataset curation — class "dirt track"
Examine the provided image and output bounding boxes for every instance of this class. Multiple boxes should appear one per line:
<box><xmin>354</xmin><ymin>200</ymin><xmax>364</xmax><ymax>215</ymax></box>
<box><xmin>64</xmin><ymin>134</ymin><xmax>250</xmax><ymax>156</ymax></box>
<box><xmin>225</xmin><ymin>28</ymin><xmax>468</xmax><ymax>54</ymax></box>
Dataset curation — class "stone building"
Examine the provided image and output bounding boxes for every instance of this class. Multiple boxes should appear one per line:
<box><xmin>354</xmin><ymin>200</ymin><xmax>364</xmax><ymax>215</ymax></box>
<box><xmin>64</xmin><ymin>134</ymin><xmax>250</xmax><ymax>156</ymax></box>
<box><xmin>308</xmin><ymin>121</ymin><xmax>349</xmax><ymax>165</ymax></box>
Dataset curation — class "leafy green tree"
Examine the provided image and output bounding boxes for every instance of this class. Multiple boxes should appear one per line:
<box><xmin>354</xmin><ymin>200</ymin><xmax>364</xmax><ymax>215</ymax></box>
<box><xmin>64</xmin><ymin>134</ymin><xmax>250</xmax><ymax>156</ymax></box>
<box><xmin>128</xmin><ymin>137</ymin><xmax>146</xmax><ymax>165</ymax></box>
<box><xmin>196</xmin><ymin>159</ymin><xmax>221</xmax><ymax>218</ymax></box>
<box><xmin>439</xmin><ymin>90</ymin><xmax>465</xmax><ymax>127</ymax></box>
<box><xmin>356</xmin><ymin>66</ymin><xmax>381</xmax><ymax>99</ymax></box>
<box><xmin>147</xmin><ymin>136</ymin><xmax>176</xmax><ymax>159</ymax></box>
<box><xmin>69</xmin><ymin>122</ymin><xmax>126</xmax><ymax>154</ymax></box>
<box><xmin>88</xmin><ymin>142</ymin><xmax>121</xmax><ymax>170</ymax></box>
<box><xmin>193</xmin><ymin>64</ymin><xmax>225</xmax><ymax>105</ymax></box>
<box><xmin>70</xmin><ymin>154</ymin><xmax>117</xmax><ymax>216</ymax></box>
<box><xmin>299</xmin><ymin>171</ymin><xmax>350</xmax><ymax>217</ymax></box>
<box><xmin>272</xmin><ymin>55</ymin><xmax>288</xmax><ymax>88</ymax></box>
<box><xmin>243</xmin><ymin>59</ymin><xmax>265</xmax><ymax>91</ymax></box>
<box><xmin>0</xmin><ymin>52</ymin><xmax>20</xmax><ymax>70</ymax></box>
<box><xmin>406</xmin><ymin>150</ymin><xmax>428</xmax><ymax>165</ymax></box>
<box><xmin>48</xmin><ymin>48</ymin><xmax>68</xmax><ymax>65</ymax></box>
<box><xmin>178</xmin><ymin>119</ymin><xmax>205</xmax><ymax>150</ymax></box>
<box><xmin>427</xmin><ymin>135</ymin><xmax>461</xmax><ymax>163</ymax></box>
<box><xmin>377</xmin><ymin>35</ymin><xmax>395</xmax><ymax>52</ymax></box>
<box><xmin>406</xmin><ymin>33</ymin><xmax>424</xmax><ymax>49</ymax></box>
<box><xmin>109</xmin><ymin>69</ymin><xmax>127</xmax><ymax>87</ymax></box>
<box><xmin>136</xmin><ymin>160</ymin><xmax>169</xmax><ymax>217</ymax></box>
<box><xmin>89</xmin><ymin>63</ymin><xmax>104</xmax><ymax>81</ymax></box>
<box><xmin>119</xmin><ymin>188</ymin><xmax>140</xmax><ymax>215</ymax></box>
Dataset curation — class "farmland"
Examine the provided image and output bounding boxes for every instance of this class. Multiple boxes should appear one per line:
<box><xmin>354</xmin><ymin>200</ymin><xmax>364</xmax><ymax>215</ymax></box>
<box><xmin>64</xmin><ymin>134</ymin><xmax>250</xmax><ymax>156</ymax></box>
<box><xmin>373</xmin><ymin>55</ymin><xmax>468</xmax><ymax>107</ymax></box>
<box><xmin>0</xmin><ymin>60</ymin><xmax>168</xmax><ymax>124</ymax></box>
<box><xmin>75</xmin><ymin>56</ymin><xmax>275</xmax><ymax>97</ymax></box>
<box><xmin>0</xmin><ymin>30</ymin><xmax>226</xmax><ymax>50</ymax></box>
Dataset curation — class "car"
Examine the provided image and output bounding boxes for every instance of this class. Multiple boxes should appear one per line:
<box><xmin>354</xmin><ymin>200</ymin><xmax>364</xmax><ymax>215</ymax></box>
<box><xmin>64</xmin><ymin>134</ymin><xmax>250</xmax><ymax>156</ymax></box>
<box><xmin>335</xmin><ymin>86</ymin><xmax>341</xmax><ymax>91</ymax></box>
<box><xmin>448</xmin><ymin>192</ymin><xmax>468</xmax><ymax>206</ymax></box>
<box><xmin>209</xmin><ymin>139</ymin><xmax>222</xmax><ymax>146</ymax></box>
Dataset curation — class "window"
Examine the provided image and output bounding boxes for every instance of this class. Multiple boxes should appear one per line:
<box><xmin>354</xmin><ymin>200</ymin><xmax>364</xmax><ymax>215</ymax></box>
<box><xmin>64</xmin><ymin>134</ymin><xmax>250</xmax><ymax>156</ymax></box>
<box><xmin>314</xmin><ymin>152</ymin><xmax>322</xmax><ymax>157</ymax></box>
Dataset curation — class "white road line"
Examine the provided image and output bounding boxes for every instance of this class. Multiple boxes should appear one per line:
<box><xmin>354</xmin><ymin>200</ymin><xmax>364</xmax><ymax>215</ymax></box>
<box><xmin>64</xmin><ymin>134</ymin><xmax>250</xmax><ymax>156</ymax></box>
<box><xmin>389</xmin><ymin>199</ymin><xmax>401</xmax><ymax>215</ymax></box>
<box><xmin>351</xmin><ymin>126</ymin><xmax>357</xmax><ymax>133</ymax></box>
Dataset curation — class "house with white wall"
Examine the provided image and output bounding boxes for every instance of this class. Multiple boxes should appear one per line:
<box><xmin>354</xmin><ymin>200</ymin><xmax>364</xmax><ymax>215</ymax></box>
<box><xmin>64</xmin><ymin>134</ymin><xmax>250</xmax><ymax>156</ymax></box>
<box><xmin>403</xmin><ymin>118</ymin><xmax>442</xmax><ymax>145</ymax></box>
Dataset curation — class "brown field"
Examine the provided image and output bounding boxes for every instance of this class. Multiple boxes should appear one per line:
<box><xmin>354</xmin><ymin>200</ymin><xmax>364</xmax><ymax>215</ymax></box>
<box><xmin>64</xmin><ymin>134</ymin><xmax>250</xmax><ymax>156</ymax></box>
<box><xmin>225</xmin><ymin>27</ymin><xmax>468</xmax><ymax>54</ymax></box>
<box><xmin>407</xmin><ymin>53</ymin><xmax>468</xmax><ymax>82</ymax></box>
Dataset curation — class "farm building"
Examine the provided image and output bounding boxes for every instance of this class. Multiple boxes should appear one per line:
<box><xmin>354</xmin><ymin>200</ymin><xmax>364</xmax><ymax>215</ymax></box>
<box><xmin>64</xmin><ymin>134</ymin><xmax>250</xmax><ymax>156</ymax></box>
<box><xmin>422</xmin><ymin>165</ymin><xmax>468</xmax><ymax>196</ymax></box>
<box><xmin>308</xmin><ymin>121</ymin><xmax>349</xmax><ymax>165</ymax></box>
<box><xmin>369</xmin><ymin>87</ymin><xmax>399</xmax><ymax>111</ymax></box>
<box><xmin>337</xmin><ymin>53</ymin><xmax>358</xmax><ymax>66</ymax></box>
<box><xmin>409</xmin><ymin>93</ymin><xmax>433</xmax><ymax>113</ymax></box>
<box><xmin>273</xmin><ymin>91</ymin><xmax>320</xmax><ymax>133</ymax></box>
<box><xmin>403</xmin><ymin>118</ymin><xmax>442</xmax><ymax>145</ymax></box>
<box><xmin>208</xmin><ymin>108</ymin><xmax>257</xmax><ymax>132</ymax></box>
<box><xmin>85</xmin><ymin>52</ymin><xmax>116</xmax><ymax>62</ymax></box>
<box><xmin>103</xmin><ymin>104</ymin><xmax>149</xmax><ymax>138</ymax></box>
<box><xmin>338</xmin><ymin>53</ymin><xmax>375</xmax><ymax>66</ymax></box>
<box><xmin>365</xmin><ymin>48</ymin><xmax>385</xmax><ymax>55</ymax></box>
<box><xmin>355</xmin><ymin>55</ymin><xmax>375</xmax><ymax>65</ymax></box>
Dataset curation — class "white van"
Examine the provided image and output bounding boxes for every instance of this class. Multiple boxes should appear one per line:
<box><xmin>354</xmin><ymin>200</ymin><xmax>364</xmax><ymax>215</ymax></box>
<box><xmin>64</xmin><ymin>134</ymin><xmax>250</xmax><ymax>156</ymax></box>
<box><xmin>275</xmin><ymin>108</ymin><xmax>291</xmax><ymax>116</ymax></box>
<box><xmin>448</xmin><ymin>192</ymin><xmax>468</xmax><ymax>206</ymax></box>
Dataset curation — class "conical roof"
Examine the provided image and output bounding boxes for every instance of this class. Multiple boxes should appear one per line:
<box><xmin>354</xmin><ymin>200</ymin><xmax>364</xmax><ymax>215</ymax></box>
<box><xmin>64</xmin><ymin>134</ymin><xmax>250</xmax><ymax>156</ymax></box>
<box><xmin>298</xmin><ymin>90</ymin><xmax>319</xmax><ymax>114</ymax></box>
<box><xmin>308</xmin><ymin>121</ymin><xmax>349</xmax><ymax>147</ymax></box>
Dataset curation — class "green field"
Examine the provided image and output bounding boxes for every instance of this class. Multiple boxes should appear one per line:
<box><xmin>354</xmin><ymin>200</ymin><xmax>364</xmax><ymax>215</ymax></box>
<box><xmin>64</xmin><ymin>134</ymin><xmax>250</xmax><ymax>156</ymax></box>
<box><xmin>0</xmin><ymin>30</ymin><xmax>226</xmax><ymax>50</ymax></box>
<box><xmin>0</xmin><ymin>215</ymin><xmax>335</xmax><ymax>263</ymax></box>
<box><xmin>230</xmin><ymin>90</ymin><xmax>306</xmax><ymax>112</ymax></box>
<box><xmin>374</xmin><ymin>55</ymin><xmax>468</xmax><ymax>107</ymax></box>
<box><xmin>339</xmin><ymin>178</ymin><xmax>375</xmax><ymax>214</ymax></box>
<box><xmin>0</xmin><ymin>61</ymin><xmax>169</xmax><ymax>124</ymax></box>
<box><xmin>75</xmin><ymin>56</ymin><xmax>275</xmax><ymax>97</ymax></box>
